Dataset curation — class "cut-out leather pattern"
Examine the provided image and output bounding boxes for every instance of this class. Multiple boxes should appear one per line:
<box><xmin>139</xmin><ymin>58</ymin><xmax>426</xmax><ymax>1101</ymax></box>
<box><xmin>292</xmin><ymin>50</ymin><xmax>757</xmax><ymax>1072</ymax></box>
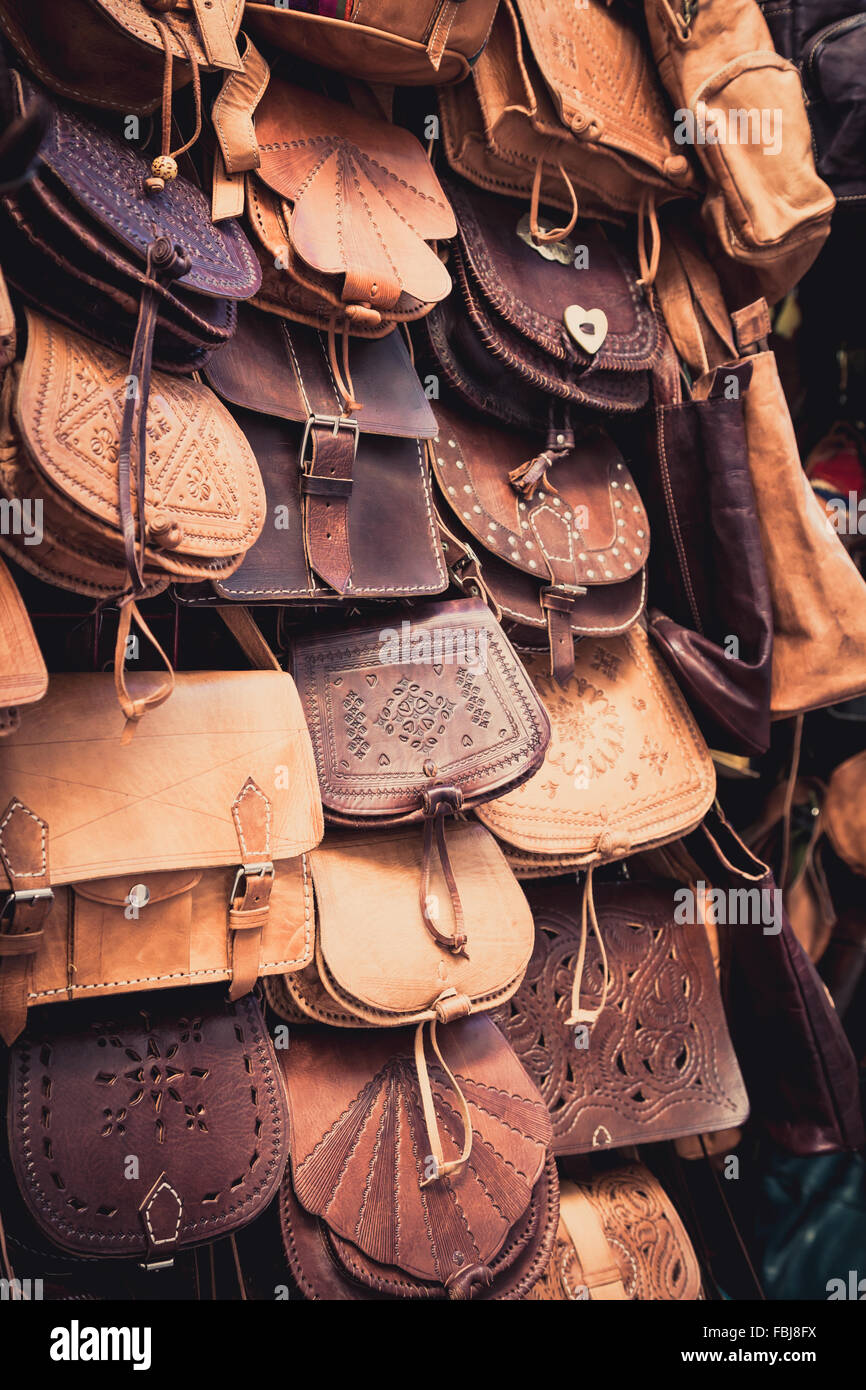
<box><xmin>8</xmin><ymin>992</ymin><xmax>289</xmax><ymax>1257</ymax></box>
<box><xmin>494</xmin><ymin>878</ymin><xmax>749</xmax><ymax>1151</ymax></box>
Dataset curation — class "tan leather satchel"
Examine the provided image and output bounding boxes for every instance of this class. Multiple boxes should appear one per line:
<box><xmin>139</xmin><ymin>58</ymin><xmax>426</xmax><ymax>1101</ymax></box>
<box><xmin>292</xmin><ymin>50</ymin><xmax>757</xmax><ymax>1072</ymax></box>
<box><xmin>528</xmin><ymin>1164</ymin><xmax>702</xmax><ymax>1300</ymax></box>
<box><xmin>0</xmin><ymin>671</ymin><xmax>324</xmax><ymax>1044</ymax></box>
<box><xmin>245</xmin><ymin>0</ymin><xmax>500</xmax><ymax>85</ymax></box>
<box><xmin>476</xmin><ymin>622</ymin><xmax>716</xmax><ymax>874</ymax></box>
<box><xmin>0</xmin><ymin>556</ymin><xmax>46</xmax><ymax>737</ymax></box>
<box><xmin>644</xmin><ymin>0</ymin><xmax>835</xmax><ymax>301</ymax></box>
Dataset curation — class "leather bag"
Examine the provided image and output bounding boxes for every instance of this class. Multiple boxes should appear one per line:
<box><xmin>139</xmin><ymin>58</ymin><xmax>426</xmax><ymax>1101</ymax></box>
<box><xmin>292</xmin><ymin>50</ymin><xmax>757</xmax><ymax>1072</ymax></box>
<box><xmin>476</xmin><ymin>622</ymin><xmax>716</xmax><ymax>874</ymax></box>
<box><xmin>277</xmin><ymin>1015</ymin><xmax>556</xmax><ymax>1299</ymax></box>
<box><xmin>0</xmin><ymin>556</ymin><xmax>46</xmax><ymax>737</ymax></box>
<box><xmin>495</xmin><ymin>876</ymin><xmax>749</xmax><ymax>1152</ymax></box>
<box><xmin>7</xmin><ymin>989</ymin><xmax>288</xmax><ymax>1261</ymax></box>
<box><xmin>198</xmin><ymin>303</ymin><xmax>447</xmax><ymax>602</ymax></box>
<box><xmin>0</xmin><ymin>670</ymin><xmax>324</xmax><ymax>1044</ymax></box>
<box><xmin>244</xmin><ymin>0</ymin><xmax>501</xmax><ymax>85</ymax></box>
<box><xmin>527</xmin><ymin>1164</ymin><xmax>702</xmax><ymax>1300</ymax></box>
<box><xmin>430</xmin><ymin>400</ymin><xmax>648</xmax><ymax>683</ymax></box>
<box><xmin>824</xmin><ymin>750</ymin><xmax>866</xmax><ymax>877</ymax></box>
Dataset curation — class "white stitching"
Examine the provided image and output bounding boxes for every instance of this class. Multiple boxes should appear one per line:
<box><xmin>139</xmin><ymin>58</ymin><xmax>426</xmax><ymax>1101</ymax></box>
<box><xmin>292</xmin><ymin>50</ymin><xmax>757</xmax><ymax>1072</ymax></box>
<box><xmin>231</xmin><ymin>779</ymin><xmax>272</xmax><ymax>859</ymax></box>
<box><xmin>0</xmin><ymin>800</ymin><xmax>47</xmax><ymax>879</ymax></box>
<box><xmin>143</xmin><ymin>1177</ymin><xmax>183</xmax><ymax>1245</ymax></box>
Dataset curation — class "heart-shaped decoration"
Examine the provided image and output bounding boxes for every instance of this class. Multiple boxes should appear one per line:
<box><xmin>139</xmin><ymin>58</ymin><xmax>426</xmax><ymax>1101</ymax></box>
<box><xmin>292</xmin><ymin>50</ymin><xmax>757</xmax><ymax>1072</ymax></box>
<box><xmin>564</xmin><ymin>304</ymin><xmax>608</xmax><ymax>355</ymax></box>
<box><xmin>332</xmin><ymin>677</ymin><xmax>343</xmax><ymax>687</ymax></box>
<box><xmin>433</xmin><ymin>664</ymin><xmax>443</xmax><ymax>677</ymax></box>
<box><xmin>365</xmin><ymin>673</ymin><xmax>377</xmax><ymax>687</ymax></box>
<box><xmin>378</xmin><ymin>753</ymin><xmax>390</xmax><ymax>767</ymax></box>
<box><xmin>462</xmin><ymin>734</ymin><xmax>474</xmax><ymax>748</ymax></box>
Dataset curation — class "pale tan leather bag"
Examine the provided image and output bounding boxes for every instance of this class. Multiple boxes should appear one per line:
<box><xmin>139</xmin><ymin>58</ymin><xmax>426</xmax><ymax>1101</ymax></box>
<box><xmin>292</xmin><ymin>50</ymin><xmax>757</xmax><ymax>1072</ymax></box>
<box><xmin>0</xmin><ymin>671</ymin><xmax>324</xmax><ymax>1043</ymax></box>
<box><xmin>0</xmin><ymin>555</ymin><xmax>46</xmax><ymax>737</ymax></box>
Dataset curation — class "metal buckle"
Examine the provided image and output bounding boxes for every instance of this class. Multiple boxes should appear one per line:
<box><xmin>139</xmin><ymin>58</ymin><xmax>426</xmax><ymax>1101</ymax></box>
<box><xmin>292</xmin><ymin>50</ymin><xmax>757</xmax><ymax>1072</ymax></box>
<box><xmin>230</xmin><ymin>862</ymin><xmax>274</xmax><ymax>904</ymax></box>
<box><xmin>0</xmin><ymin>887</ymin><xmax>55</xmax><ymax>925</ymax></box>
<box><xmin>299</xmin><ymin>414</ymin><xmax>360</xmax><ymax>472</ymax></box>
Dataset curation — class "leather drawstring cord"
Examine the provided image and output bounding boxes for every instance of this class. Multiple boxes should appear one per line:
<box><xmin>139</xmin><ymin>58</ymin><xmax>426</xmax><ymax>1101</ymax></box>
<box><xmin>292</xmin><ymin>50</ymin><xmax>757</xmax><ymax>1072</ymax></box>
<box><xmin>148</xmin><ymin>16</ymin><xmax>203</xmax><ymax>188</ymax></box>
<box><xmin>565</xmin><ymin>864</ymin><xmax>612</xmax><ymax>1027</ymax></box>
<box><xmin>114</xmin><ymin>597</ymin><xmax>176</xmax><ymax>739</ymax></box>
<box><xmin>0</xmin><ymin>1206</ymin><xmax>17</xmax><ymax>1291</ymax></box>
<box><xmin>637</xmin><ymin>189</ymin><xmax>661</xmax><ymax>291</ymax></box>
<box><xmin>420</xmin><ymin>770</ymin><xmax>468</xmax><ymax>955</ymax></box>
<box><xmin>529</xmin><ymin>151</ymin><xmax>579</xmax><ymax>246</ymax></box>
<box><xmin>415</xmin><ymin>991</ymin><xmax>474</xmax><ymax>1187</ymax></box>
<box><xmin>229</xmin><ymin>1234</ymin><xmax>247</xmax><ymax>1300</ymax></box>
<box><xmin>117</xmin><ymin>237</ymin><xmax>191</xmax><ymax>595</ymax></box>
<box><xmin>326</xmin><ymin>312</ymin><xmax>362</xmax><ymax>415</ymax></box>
<box><xmin>778</xmin><ymin>712</ymin><xmax>805</xmax><ymax>893</ymax></box>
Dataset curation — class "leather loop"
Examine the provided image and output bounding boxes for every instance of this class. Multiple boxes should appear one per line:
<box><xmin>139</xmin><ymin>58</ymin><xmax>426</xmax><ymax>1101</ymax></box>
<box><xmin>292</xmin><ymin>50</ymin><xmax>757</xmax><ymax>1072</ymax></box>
<box><xmin>558</xmin><ymin>1186</ymin><xmax>627</xmax><ymax>1300</ymax></box>
<box><xmin>113</xmin><ymin>600</ymin><xmax>176</xmax><ymax>733</ymax></box>
<box><xmin>415</xmin><ymin>1004</ymin><xmax>474</xmax><ymax>1187</ymax></box>
<box><xmin>211</xmin><ymin>34</ymin><xmax>269</xmax><ymax>174</ymax></box>
<box><xmin>0</xmin><ymin>797</ymin><xmax>51</xmax><ymax>1044</ymax></box>
<box><xmin>566</xmin><ymin>865</ymin><xmax>611</xmax><ymax>1027</ymax></box>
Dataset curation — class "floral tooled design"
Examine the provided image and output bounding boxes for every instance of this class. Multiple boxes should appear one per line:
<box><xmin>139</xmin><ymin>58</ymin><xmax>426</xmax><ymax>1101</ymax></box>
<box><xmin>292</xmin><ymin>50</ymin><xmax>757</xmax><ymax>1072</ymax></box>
<box><xmin>93</xmin><ymin>1014</ymin><xmax>210</xmax><ymax>1142</ymax></box>
<box><xmin>373</xmin><ymin>677</ymin><xmax>456</xmax><ymax>754</ymax></box>
<box><xmin>540</xmin><ymin>675</ymin><xmax>625</xmax><ymax>782</ymax></box>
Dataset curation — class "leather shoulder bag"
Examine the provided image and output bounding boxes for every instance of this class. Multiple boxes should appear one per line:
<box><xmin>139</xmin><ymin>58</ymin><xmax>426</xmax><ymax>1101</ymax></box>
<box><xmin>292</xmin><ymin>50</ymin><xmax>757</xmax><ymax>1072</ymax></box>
<box><xmin>0</xmin><ymin>556</ymin><xmax>46</xmax><ymax>737</ymax></box>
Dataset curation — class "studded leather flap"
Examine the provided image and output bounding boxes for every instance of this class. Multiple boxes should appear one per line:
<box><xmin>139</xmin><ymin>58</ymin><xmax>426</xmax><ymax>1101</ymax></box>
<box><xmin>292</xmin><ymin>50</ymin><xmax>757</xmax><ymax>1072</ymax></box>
<box><xmin>206</xmin><ymin>303</ymin><xmax>438</xmax><ymax>437</ymax></box>
<box><xmin>0</xmin><ymin>671</ymin><xmax>324</xmax><ymax>888</ymax></box>
<box><xmin>8</xmin><ymin>991</ymin><xmax>288</xmax><ymax>1259</ymax></box>
<box><xmin>496</xmin><ymin>877</ymin><xmax>749</xmax><ymax>1152</ymax></box>
<box><xmin>476</xmin><ymin>624</ymin><xmax>715</xmax><ymax>864</ymax></box>
<box><xmin>21</xmin><ymin>77</ymin><xmax>260</xmax><ymax>300</ymax></box>
<box><xmin>293</xmin><ymin>597</ymin><xmax>550</xmax><ymax>823</ymax></box>
<box><xmin>280</xmin><ymin>1016</ymin><xmax>551</xmax><ymax>1290</ymax></box>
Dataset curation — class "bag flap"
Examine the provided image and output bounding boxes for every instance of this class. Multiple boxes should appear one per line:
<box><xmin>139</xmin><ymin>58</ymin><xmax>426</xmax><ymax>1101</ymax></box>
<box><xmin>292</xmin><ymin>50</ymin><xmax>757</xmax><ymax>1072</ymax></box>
<box><xmin>16</xmin><ymin>310</ymin><xmax>266</xmax><ymax>559</ymax></box>
<box><xmin>205</xmin><ymin>303</ymin><xmax>437</xmax><ymax>438</ymax></box>
<box><xmin>476</xmin><ymin>624</ymin><xmax>715</xmax><ymax>858</ymax></box>
<box><xmin>8</xmin><ymin>991</ymin><xmax>288</xmax><ymax>1258</ymax></box>
<box><xmin>0</xmin><ymin>670</ymin><xmax>324</xmax><ymax>887</ymax></box>
<box><xmin>18</xmin><ymin>75</ymin><xmax>260</xmax><ymax>300</ymax></box>
<box><xmin>824</xmin><ymin>750</ymin><xmax>866</xmax><ymax>875</ymax></box>
<box><xmin>499</xmin><ymin>876</ymin><xmax>749</xmax><ymax>1152</ymax></box>
<box><xmin>0</xmin><ymin>553</ymin><xmax>47</xmax><ymax>709</ymax></box>
<box><xmin>448</xmin><ymin>179</ymin><xmax>659</xmax><ymax>373</ymax></box>
<box><xmin>279</xmin><ymin>1015</ymin><xmax>551</xmax><ymax>1286</ymax></box>
<box><xmin>432</xmin><ymin>402</ymin><xmax>649</xmax><ymax>584</ymax></box>
<box><xmin>312</xmin><ymin>822</ymin><xmax>533</xmax><ymax>1019</ymax></box>
<box><xmin>87</xmin><ymin>0</ymin><xmax>245</xmax><ymax>66</ymax></box>
<box><xmin>72</xmin><ymin>869</ymin><xmax>202</xmax><ymax>907</ymax></box>
<box><xmin>293</xmin><ymin>597</ymin><xmax>550</xmax><ymax>821</ymax></box>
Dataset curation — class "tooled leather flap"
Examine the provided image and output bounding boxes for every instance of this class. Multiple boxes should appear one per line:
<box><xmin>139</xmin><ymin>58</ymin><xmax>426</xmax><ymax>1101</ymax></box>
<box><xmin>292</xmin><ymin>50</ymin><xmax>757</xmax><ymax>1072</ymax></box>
<box><xmin>432</xmin><ymin>403</ymin><xmax>649</xmax><ymax>585</ymax></box>
<box><xmin>72</xmin><ymin>870</ymin><xmax>202</xmax><ymax>908</ymax></box>
<box><xmin>8</xmin><ymin>991</ymin><xmax>289</xmax><ymax>1259</ymax></box>
<box><xmin>498</xmin><ymin>877</ymin><xmax>749</xmax><ymax>1153</ymax></box>
<box><xmin>16</xmin><ymin>310</ymin><xmax>267</xmax><ymax>560</ymax></box>
<box><xmin>476</xmin><ymin>625</ymin><xmax>715</xmax><ymax>859</ymax></box>
<box><xmin>255</xmin><ymin>78</ymin><xmax>456</xmax><ymax>308</ymax></box>
<box><xmin>279</xmin><ymin>1015</ymin><xmax>551</xmax><ymax>1286</ymax></box>
<box><xmin>0</xmin><ymin>554</ymin><xmax>47</xmax><ymax>709</ymax></box>
<box><xmin>0</xmin><ymin>671</ymin><xmax>324</xmax><ymax>889</ymax></box>
<box><xmin>292</xmin><ymin>597</ymin><xmax>550</xmax><ymax>822</ymax></box>
<box><xmin>311</xmin><ymin>822</ymin><xmax>533</xmax><ymax>1021</ymax></box>
<box><xmin>206</xmin><ymin>303</ymin><xmax>438</xmax><ymax>438</ymax></box>
<box><xmin>17</xmin><ymin>75</ymin><xmax>260</xmax><ymax>300</ymax></box>
<box><xmin>447</xmin><ymin>180</ymin><xmax>659</xmax><ymax>374</ymax></box>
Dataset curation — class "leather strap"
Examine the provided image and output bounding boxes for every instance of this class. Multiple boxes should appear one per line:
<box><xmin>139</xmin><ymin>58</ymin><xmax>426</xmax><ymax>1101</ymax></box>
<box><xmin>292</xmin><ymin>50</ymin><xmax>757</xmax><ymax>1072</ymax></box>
<box><xmin>420</xmin><ymin>785</ymin><xmax>468</xmax><ymax>955</ymax></box>
<box><xmin>212</xmin><ymin>147</ymin><xmax>245</xmax><ymax>221</ymax></box>
<box><xmin>190</xmin><ymin>0</ymin><xmax>243</xmax><ymax>72</ymax></box>
<box><xmin>565</xmin><ymin>865</ymin><xmax>611</xmax><ymax>1028</ymax></box>
<box><xmin>0</xmin><ymin>798</ymin><xmax>52</xmax><ymax>1044</ymax></box>
<box><xmin>217</xmin><ymin>606</ymin><xmax>282</xmax><ymax>671</ymax></box>
<box><xmin>0</xmin><ymin>263</ymin><xmax>14</xmax><ymax>369</ymax></box>
<box><xmin>211</xmin><ymin>35</ymin><xmax>268</xmax><ymax>175</ymax></box>
<box><xmin>559</xmin><ymin>1186</ymin><xmax>627</xmax><ymax>1300</ymax></box>
<box><xmin>415</xmin><ymin>992</ymin><xmax>474</xmax><ymax>1187</ymax></box>
<box><xmin>228</xmin><ymin>777</ymin><xmax>274</xmax><ymax>999</ymax></box>
<box><xmin>114</xmin><ymin>600</ymin><xmax>176</xmax><ymax>736</ymax></box>
<box><xmin>541</xmin><ymin>588</ymin><xmax>579</xmax><ymax>685</ymax></box>
<box><xmin>300</xmin><ymin>420</ymin><xmax>358</xmax><ymax>594</ymax></box>
<box><xmin>731</xmin><ymin>300</ymin><xmax>772</xmax><ymax>356</ymax></box>
<box><xmin>427</xmin><ymin>1</ymin><xmax>461</xmax><ymax>72</ymax></box>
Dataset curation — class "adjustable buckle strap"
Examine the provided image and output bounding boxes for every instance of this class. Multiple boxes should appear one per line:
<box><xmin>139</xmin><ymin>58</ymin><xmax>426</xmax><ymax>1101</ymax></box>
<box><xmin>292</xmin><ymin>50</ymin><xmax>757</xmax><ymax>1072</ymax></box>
<box><xmin>299</xmin><ymin>414</ymin><xmax>360</xmax><ymax>595</ymax></box>
<box><xmin>228</xmin><ymin>778</ymin><xmax>274</xmax><ymax>1000</ymax></box>
<box><xmin>541</xmin><ymin>584</ymin><xmax>586</xmax><ymax>687</ymax></box>
<box><xmin>230</xmin><ymin>861</ymin><xmax>275</xmax><ymax>909</ymax></box>
<box><xmin>299</xmin><ymin>413</ymin><xmax>360</xmax><ymax>470</ymax></box>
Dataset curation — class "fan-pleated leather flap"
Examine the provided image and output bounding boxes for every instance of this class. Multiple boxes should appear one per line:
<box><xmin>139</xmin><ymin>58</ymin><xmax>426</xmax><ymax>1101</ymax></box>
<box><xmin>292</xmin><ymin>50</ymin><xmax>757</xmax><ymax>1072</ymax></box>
<box><xmin>8</xmin><ymin>991</ymin><xmax>288</xmax><ymax>1258</ymax></box>
<box><xmin>280</xmin><ymin>1016</ymin><xmax>552</xmax><ymax>1287</ymax></box>
<box><xmin>311</xmin><ymin>822</ymin><xmax>534</xmax><ymax>1022</ymax></box>
<box><xmin>293</xmin><ymin>598</ymin><xmax>550</xmax><ymax>822</ymax></box>
<box><xmin>205</xmin><ymin>303</ymin><xmax>438</xmax><ymax>438</ymax></box>
<box><xmin>19</xmin><ymin>76</ymin><xmax>260</xmax><ymax>300</ymax></box>
<box><xmin>0</xmin><ymin>671</ymin><xmax>324</xmax><ymax>887</ymax></box>
<box><xmin>16</xmin><ymin>311</ymin><xmax>266</xmax><ymax>561</ymax></box>
<box><xmin>255</xmin><ymin>78</ymin><xmax>456</xmax><ymax>309</ymax></box>
<box><xmin>476</xmin><ymin>624</ymin><xmax>715</xmax><ymax>861</ymax></box>
<box><xmin>0</xmin><ymin>553</ymin><xmax>46</xmax><ymax>711</ymax></box>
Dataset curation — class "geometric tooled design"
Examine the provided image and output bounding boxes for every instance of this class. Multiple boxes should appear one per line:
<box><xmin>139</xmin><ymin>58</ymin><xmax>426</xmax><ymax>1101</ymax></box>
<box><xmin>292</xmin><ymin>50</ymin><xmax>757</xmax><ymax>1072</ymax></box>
<box><xmin>93</xmin><ymin>1013</ymin><xmax>211</xmax><ymax>1144</ymax></box>
<box><xmin>372</xmin><ymin>677</ymin><xmax>458</xmax><ymax>756</ymax></box>
<box><xmin>494</xmin><ymin>880</ymin><xmax>747</xmax><ymax>1153</ymax></box>
<box><xmin>342</xmin><ymin>690</ymin><xmax>370</xmax><ymax>760</ymax></box>
<box><xmin>455</xmin><ymin>667</ymin><xmax>491</xmax><ymax>728</ymax></box>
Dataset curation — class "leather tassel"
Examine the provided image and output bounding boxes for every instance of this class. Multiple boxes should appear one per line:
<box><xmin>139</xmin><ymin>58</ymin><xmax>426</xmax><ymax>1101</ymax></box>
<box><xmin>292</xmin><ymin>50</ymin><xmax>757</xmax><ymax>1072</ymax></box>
<box><xmin>508</xmin><ymin>447</ymin><xmax>567</xmax><ymax>498</ymax></box>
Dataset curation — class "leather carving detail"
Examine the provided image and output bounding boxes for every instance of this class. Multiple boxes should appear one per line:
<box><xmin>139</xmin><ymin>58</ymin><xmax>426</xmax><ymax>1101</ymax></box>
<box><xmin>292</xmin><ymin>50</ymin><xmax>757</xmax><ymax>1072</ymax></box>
<box><xmin>527</xmin><ymin>1166</ymin><xmax>703</xmax><ymax>1301</ymax></box>
<box><xmin>7</xmin><ymin>992</ymin><xmax>289</xmax><ymax>1258</ymax></box>
<box><xmin>280</xmin><ymin>1017</ymin><xmax>552</xmax><ymax>1292</ymax></box>
<box><xmin>494</xmin><ymin>878</ymin><xmax>749</xmax><ymax>1152</ymax></box>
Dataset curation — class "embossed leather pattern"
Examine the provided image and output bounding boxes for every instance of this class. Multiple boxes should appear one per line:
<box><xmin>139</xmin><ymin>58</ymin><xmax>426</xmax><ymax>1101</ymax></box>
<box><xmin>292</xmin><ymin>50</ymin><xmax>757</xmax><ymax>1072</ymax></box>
<box><xmin>293</xmin><ymin>598</ymin><xmax>550</xmax><ymax>824</ymax></box>
<box><xmin>476</xmin><ymin>624</ymin><xmax>716</xmax><ymax>870</ymax></box>
<box><xmin>8</xmin><ymin>990</ymin><xmax>288</xmax><ymax>1258</ymax></box>
<box><xmin>495</xmin><ymin>877</ymin><xmax>749</xmax><ymax>1152</ymax></box>
<box><xmin>527</xmin><ymin>1165</ymin><xmax>703</xmax><ymax>1300</ymax></box>
<box><xmin>279</xmin><ymin>1015</ymin><xmax>554</xmax><ymax>1297</ymax></box>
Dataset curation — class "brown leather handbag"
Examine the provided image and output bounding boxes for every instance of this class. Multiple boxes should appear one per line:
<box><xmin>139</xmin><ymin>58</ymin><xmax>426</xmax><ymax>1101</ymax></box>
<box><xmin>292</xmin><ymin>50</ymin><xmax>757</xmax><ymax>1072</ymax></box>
<box><xmin>247</xmin><ymin>77</ymin><xmax>456</xmax><ymax>340</ymax></box>
<box><xmin>197</xmin><ymin>303</ymin><xmax>447</xmax><ymax>603</ymax></box>
<box><xmin>277</xmin><ymin>1015</ymin><xmax>557</xmax><ymax>1299</ymax></box>
<box><xmin>6</xmin><ymin>989</ymin><xmax>287</xmax><ymax>1262</ymax></box>
<box><xmin>431</xmin><ymin>400</ymin><xmax>648</xmax><ymax>683</ymax></box>
<box><xmin>528</xmin><ymin>1164</ymin><xmax>703</xmax><ymax>1300</ymax></box>
<box><xmin>476</xmin><ymin>622</ymin><xmax>716</xmax><ymax>874</ymax></box>
<box><xmin>0</xmin><ymin>670</ymin><xmax>324</xmax><ymax>1044</ymax></box>
<box><xmin>0</xmin><ymin>556</ymin><xmax>46</xmax><ymax>737</ymax></box>
<box><xmin>495</xmin><ymin>876</ymin><xmax>749</xmax><ymax>1152</ymax></box>
<box><xmin>245</xmin><ymin>0</ymin><xmax>501</xmax><ymax>85</ymax></box>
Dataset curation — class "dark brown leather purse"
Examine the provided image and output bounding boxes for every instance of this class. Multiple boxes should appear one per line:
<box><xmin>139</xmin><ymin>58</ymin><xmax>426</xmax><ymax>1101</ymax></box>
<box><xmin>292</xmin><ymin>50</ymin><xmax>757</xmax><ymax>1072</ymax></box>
<box><xmin>194</xmin><ymin>303</ymin><xmax>447</xmax><ymax>603</ymax></box>
<box><xmin>277</xmin><ymin>1015</ymin><xmax>557</xmax><ymax>1300</ymax></box>
<box><xmin>495</xmin><ymin>875</ymin><xmax>749</xmax><ymax>1153</ymax></box>
<box><xmin>7</xmin><ymin>989</ymin><xmax>288</xmax><ymax>1263</ymax></box>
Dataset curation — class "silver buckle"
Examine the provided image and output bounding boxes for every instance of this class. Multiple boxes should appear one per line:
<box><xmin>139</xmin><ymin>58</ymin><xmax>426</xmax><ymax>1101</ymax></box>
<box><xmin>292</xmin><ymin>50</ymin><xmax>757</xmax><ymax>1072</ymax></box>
<box><xmin>299</xmin><ymin>413</ymin><xmax>360</xmax><ymax>471</ymax></box>
<box><xmin>0</xmin><ymin>887</ymin><xmax>54</xmax><ymax>924</ymax></box>
<box><xmin>230</xmin><ymin>862</ymin><xmax>274</xmax><ymax>904</ymax></box>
